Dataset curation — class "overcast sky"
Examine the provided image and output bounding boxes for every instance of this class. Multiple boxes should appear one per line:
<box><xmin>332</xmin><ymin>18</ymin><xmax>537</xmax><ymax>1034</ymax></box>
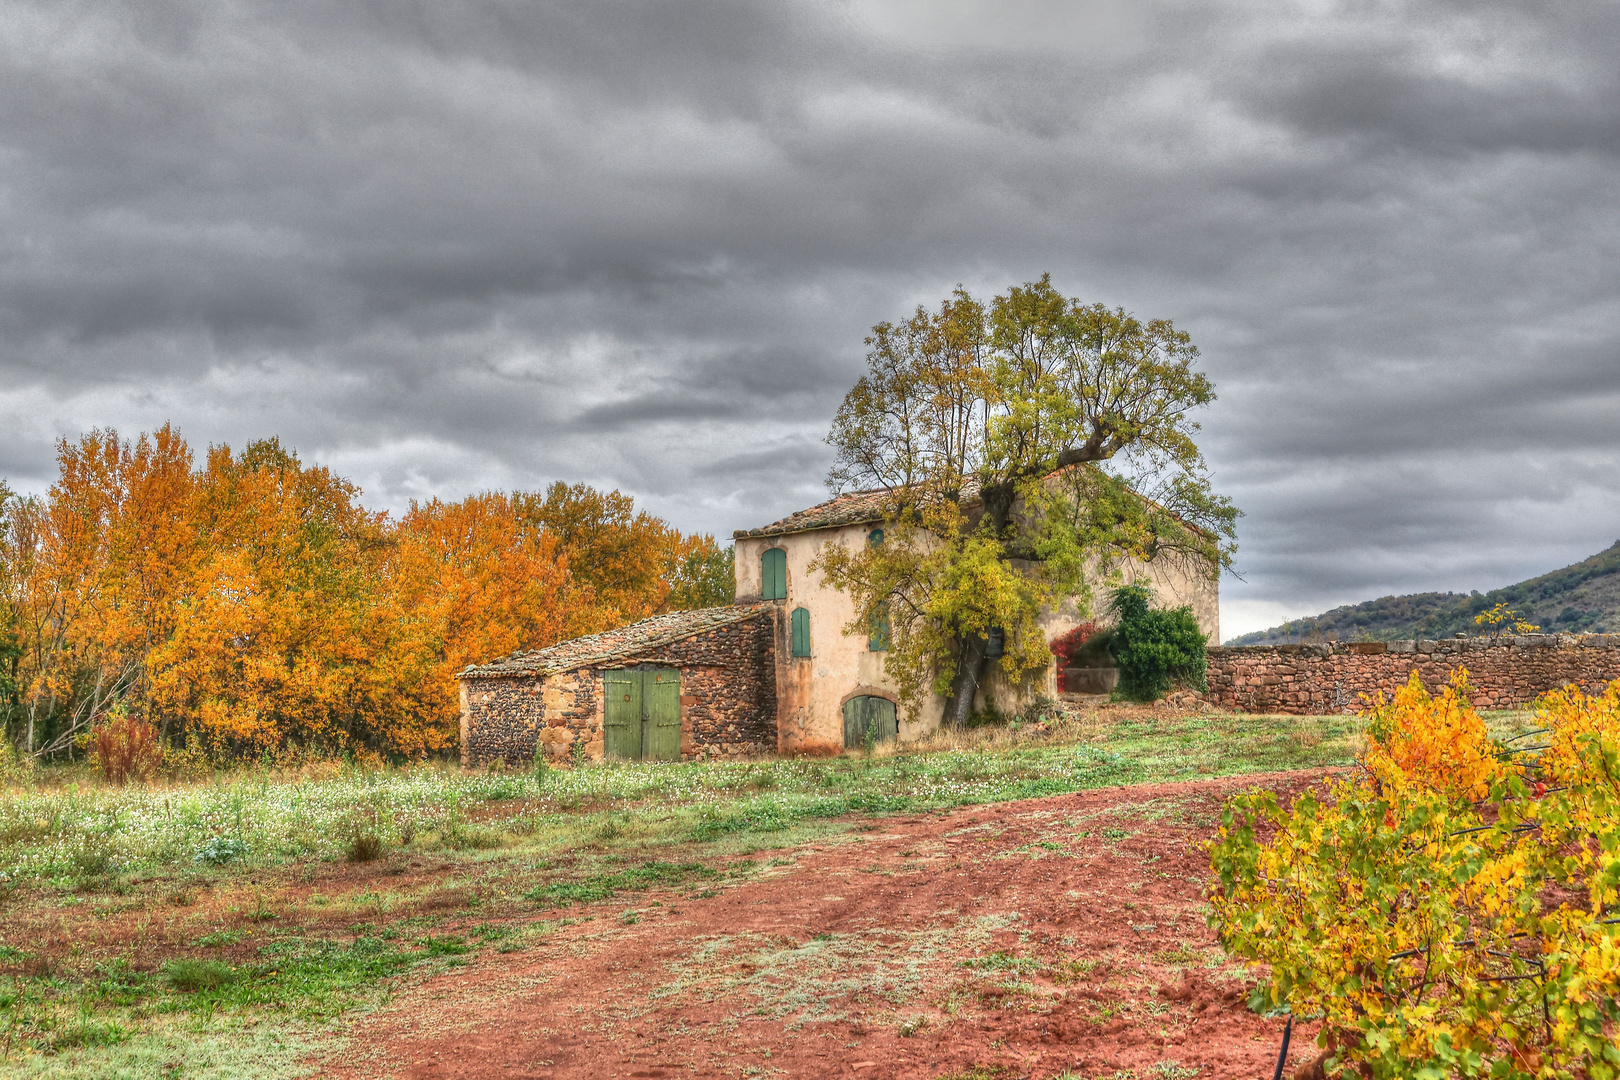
<box><xmin>2</xmin><ymin>0</ymin><xmax>1617</xmax><ymax>639</ymax></box>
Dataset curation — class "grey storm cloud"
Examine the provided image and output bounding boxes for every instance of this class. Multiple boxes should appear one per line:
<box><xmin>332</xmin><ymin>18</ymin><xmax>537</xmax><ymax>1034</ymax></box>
<box><xmin>2</xmin><ymin>0</ymin><xmax>1618</xmax><ymax>638</ymax></box>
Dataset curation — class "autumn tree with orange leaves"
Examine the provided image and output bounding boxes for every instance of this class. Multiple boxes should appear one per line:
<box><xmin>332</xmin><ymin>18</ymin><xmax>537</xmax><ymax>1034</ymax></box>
<box><xmin>0</xmin><ymin>426</ymin><xmax>733</xmax><ymax>761</ymax></box>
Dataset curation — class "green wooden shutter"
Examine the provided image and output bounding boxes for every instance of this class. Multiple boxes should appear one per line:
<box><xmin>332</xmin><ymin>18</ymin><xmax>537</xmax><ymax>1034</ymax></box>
<box><xmin>791</xmin><ymin>607</ymin><xmax>810</xmax><ymax>657</ymax></box>
<box><xmin>868</xmin><ymin>603</ymin><xmax>890</xmax><ymax>652</ymax></box>
<box><xmin>871</xmin><ymin>697</ymin><xmax>897</xmax><ymax>743</ymax></box>
<box><xmin>867</xmin><ymin>529</ymin><xmax>884</xmax><ymax>546</ymax></box>
<box><xmin>644</xmin><ymin>668</ymin><xmax>681</xmax><ymax>761</ymax></box>
<box><xmin>602</xmin><ymin>669</ymin><xmax>639</xmax><ymax>760</ymax></box>
<box><xmin>761</xmin><ymin>548</ymin><xmax>786</xmax><ymax>600</ymax></box>
<box><xmin>842</xmin><ymin>697</ymin><xmax>861</xmax><ymax>749</ymax></box>
<box><xmin>843</xmin><ymin>696</ymin><xmax>897</xmax><ymax>749</ymax></box>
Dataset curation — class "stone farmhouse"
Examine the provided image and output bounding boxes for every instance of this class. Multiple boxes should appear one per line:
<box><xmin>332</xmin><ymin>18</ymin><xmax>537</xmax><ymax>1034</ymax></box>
<box><xmin>458</xmin><ymin>486</ymin><xmax>1219</xmax><ymax>767</ymax></box>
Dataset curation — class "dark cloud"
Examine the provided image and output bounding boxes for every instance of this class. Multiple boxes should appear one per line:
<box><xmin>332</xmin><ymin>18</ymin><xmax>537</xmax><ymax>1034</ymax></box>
<box><xmin>2</xmin><ymin>0</ymin><xmax>1617</xmax><ymax>638</ymax></box>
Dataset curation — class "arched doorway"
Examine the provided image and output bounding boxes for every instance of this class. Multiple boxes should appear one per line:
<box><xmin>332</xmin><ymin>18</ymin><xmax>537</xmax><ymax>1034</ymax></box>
<box><xmin>842</xmin><ymin>695</ymin><xmax>897</xmax><ymax>749</ymax></box>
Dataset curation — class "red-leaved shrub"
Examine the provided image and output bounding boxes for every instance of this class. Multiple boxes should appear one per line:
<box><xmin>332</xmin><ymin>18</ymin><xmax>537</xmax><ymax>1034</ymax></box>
<box><xmin>93</xmin><ymin>713</ymin><xmax>162</xmax><ymax>784</ymax></box>
<box><xmin>1049</xmin><ymin>621</ymin><xmax>1101</xmax><ymax>667</ymax></box>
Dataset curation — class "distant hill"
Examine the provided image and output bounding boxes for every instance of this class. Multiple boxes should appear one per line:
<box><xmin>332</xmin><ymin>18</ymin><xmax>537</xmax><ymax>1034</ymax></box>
<box><xmin>1225</xmin><ymin>541</ymin><xmax>1620</xmax><ymax>645</ymax></box>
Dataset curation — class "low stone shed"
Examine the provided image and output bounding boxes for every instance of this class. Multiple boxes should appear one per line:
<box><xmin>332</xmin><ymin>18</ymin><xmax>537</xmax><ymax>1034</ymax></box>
<box><xmin>459</xmin><ymin>605</ymin><xmax>778</xmax><ymax>767</ymax></box>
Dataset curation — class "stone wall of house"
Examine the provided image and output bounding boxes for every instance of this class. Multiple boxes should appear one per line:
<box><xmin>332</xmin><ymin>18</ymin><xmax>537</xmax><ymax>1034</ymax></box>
<box><xmin>653</xmin><ymin>610</ymin><xmax>779</xmax><ymax>759</ymax></box>
<box><xmin>461</xmin><ymin>667</ymin><xmax>600</xmax><ymax>768</ymax></box>
<box><xmin>462</xmin><ymin>610</ymin><xmax>778</xmax><ymax>767</ymax></box>
<box><xmin>1205</xmin><ymin>634</ymin><xmax>1620</xmax><ymax>714</ymax></box>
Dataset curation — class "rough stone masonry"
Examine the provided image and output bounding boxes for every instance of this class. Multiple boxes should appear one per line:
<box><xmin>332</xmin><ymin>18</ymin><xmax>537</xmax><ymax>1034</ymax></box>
<box><xmin>460</xmin><ymin>607</ymin><xmax>779</xmax><ymax>767</ymax></box>
<box><xmin>1205</xmin><ymin>634</ymin><xmax>1620</xmax><ymax>715</ymax></box>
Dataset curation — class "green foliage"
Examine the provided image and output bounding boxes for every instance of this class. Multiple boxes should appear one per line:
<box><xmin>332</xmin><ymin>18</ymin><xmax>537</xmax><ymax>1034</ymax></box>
<box><xmin>417</xmin><ymin>935</ymin><xmax>470</xmax><ymax>957</ymax></box>
<box><xmin>665</xmin><ymin>544</ymin><xmax>736</xmax><ymax>610</ymax></box>
<box><xmin>1107</xmin><ymin>585</ymin><xmax>1207</xmax><ymax>701</ymax></box>
<box><xmin>193</xmin><ymin>836</ymin><xmax>249</xmax><ymax>865</ymax></box>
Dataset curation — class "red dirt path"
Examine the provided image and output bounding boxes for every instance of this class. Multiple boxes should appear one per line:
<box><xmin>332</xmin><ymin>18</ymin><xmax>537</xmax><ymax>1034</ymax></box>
<box><xmin>320</xmin><ymin>772</ymin><xmax>1326</xmax><ymax>1080</ymax></box>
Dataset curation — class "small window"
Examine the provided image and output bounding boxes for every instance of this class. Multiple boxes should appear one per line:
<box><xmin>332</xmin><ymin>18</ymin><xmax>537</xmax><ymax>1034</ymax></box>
<box><xmin>985</xmin><ymin>626</ymin><xmax>1005</xmax><ymax>659</ymax></box>
<box><xmin>867</xmin><ymin>528</ymin><xmax>884</xmax><ymax>546</ymax></box>
<box><xmin>868</xmin><ymin>602</ymin><xmax>890</xmax><ymax>652</ymax></box>
<box><xmin>761</xmin><ymin>548</ymin><xmax>787</xmax><ymax>600</ymax></box>
<box><xmin>791</xmin><ymin>606</ymin><xmax>811</xmax><ymax>657</ymax></box>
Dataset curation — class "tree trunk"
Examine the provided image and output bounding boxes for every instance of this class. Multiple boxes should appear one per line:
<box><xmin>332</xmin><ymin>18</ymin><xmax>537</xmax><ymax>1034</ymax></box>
<box><xmin>943</xmin><ymin>634</ymin><xmax>989</xmax><ymax>731</ymax></box>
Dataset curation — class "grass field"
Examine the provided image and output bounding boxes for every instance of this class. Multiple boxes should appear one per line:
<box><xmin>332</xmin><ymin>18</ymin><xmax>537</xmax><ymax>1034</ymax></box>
<box><xmin>0</xmin><ymin>705</ymin><xmax>1535</xmax><ymax>1078</ymax></box>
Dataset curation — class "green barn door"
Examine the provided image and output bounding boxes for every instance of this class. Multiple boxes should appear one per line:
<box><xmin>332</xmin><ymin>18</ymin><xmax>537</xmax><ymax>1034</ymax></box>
<box><xmin>603</xmin><ymin>667</ymin><xmax>682</xmax><ymax>761</ymax></box>
<box><xmin>643</xmin><ymin>668</ymin><xmax>681</xmax><ymax>761</ymax></box>
<box><xmin>603</xmin><ymin>669</ymin><xmax>641</xmax><ymax>760</ymax></box>
<box><xmin>842</xmin><ymin>695</ymin><xmax>898</xmax><ymax>749</ymax></box>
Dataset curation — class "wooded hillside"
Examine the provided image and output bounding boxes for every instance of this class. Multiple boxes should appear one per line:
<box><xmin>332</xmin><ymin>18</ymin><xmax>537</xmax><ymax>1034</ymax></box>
<box><xmin>0</xmin><ymin>426</ymin><xmax>733</xmax><ymax>761</ymax></box>
<box><xmin>1227</xmin><ymin>541</ymin><xmax>1620</xmax><ymax>644</ymax></box>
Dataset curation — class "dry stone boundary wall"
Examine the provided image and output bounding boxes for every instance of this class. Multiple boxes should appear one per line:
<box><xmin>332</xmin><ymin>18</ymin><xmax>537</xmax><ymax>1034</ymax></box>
<box><xmin>1206</xmin><ymin>634</ymin><xmax>1620</xmax><ymax>715</ymax></box>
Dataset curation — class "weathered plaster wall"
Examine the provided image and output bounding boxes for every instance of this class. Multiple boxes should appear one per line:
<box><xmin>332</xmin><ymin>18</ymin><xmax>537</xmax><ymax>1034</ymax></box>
<box><xmin>461</xmin><ymin>611</ymin><xmax>778</xmax><ymax>766</ymax></box>
<box><xmin>736</xmin><ymin>525</ymin><xmax>915</xmax><ymax>753</ymax></box>
<box><xmin>737</xmin><ymin>521</ymin><xmax>1220</xmax><ymax>740</ymax></box>
<box><xmin>1206</xmin><ymin>634</ymin><xmax>1620</xmax><ymax>715</ymax></box>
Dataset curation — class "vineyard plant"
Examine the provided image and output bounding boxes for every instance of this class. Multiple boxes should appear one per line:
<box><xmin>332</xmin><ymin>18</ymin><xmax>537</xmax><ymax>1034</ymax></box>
<box><xmin>1209</xmin><ymin>671</ymin><xmax>1620</xmax><ymax>1078</ymax></box>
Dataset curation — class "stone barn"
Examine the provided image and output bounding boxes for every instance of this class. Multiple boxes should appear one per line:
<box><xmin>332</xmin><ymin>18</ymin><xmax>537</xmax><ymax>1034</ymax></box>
<box><xmin>459</xmin><ymin>604</ymin><xmax>779</xmax><ymax>767</ymax></box>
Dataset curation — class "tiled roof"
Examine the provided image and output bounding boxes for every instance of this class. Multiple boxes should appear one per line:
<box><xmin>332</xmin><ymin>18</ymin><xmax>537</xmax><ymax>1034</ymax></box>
<box><xmin>460</xmin><ymin>604</ymin><xmax>773</xmax><ymax>678</ymax></box>
<box><xmin>733</xmin><ymin>467</ymin><xmax>1214</xmax><ymax>542</ymax></box>
<box><xmin>732</xmin><ymin>488</ymin><xmax>893</xmax><ymax>539</ymax></box>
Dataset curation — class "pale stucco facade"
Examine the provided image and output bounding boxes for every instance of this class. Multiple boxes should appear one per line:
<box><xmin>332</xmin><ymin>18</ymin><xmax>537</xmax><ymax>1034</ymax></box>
<box><xmin>732</xmin><ymin>496</ymin><xmax>1219</xmax><ymax>750</ymax></box>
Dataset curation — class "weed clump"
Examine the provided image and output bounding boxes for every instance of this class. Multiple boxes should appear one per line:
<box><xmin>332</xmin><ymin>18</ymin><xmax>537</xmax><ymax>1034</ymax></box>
<box><xmin>92</xmin><ymin>712</ymin><xmax>163</xmax><ymax>785</ymax></box>
<box><xmin>164</xmin><ymin>958</ymin><xmax>238</xmax><ymax>992</ymax></box>
<box><xmin>193</xmin><ymin>836</ymin><xmax>248</xmax><ymax>865</ymax></box>
<box><xmin>347</xmin><ymin>827</ymin><xmax>383</xmax><ymax>863</ymax></box>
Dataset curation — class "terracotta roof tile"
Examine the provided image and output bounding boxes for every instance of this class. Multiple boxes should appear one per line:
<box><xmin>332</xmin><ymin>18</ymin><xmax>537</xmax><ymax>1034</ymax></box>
<box><xmin>460</xmin><ymin>604</ymin><xmax>773</xmax><ymax>678</ymax></box>
<box><xmin>732</xmin><ymin>488</ymin><xmax>892</xmax><ymax>539</ymax></box>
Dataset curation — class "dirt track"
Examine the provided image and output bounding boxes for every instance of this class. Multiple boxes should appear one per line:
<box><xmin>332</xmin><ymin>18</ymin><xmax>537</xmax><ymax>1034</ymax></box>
<box><xmin>319</xmin><ymin>773</ymin><xmax>1324</xmax><ymax>1080</ymax></box>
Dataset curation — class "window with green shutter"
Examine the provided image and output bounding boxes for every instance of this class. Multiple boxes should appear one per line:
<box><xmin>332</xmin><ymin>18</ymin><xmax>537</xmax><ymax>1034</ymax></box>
<box><xmin>761</xmin><ymin>547</ymin><xmax>787</xmax><ymax>600</ymax></box>
<box><xmin>868</xmin><ymin>602</ymin><xmax>890</xmax><ymax>651</ymax></box>
<box><xmin>868</xmin><ymin>528</ymin><xmax>884</xmax><ymax>546</ymax></box>
<box><xmin>791</xmin><ymin>606</ymin><xmax>811</xmax><ymax>657</ymax></box>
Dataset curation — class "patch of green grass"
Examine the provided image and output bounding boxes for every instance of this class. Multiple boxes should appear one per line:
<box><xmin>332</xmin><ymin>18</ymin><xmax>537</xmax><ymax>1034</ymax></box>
<box><xmin>0</xmin><ymin>709</ymin><xmax>1370</xmax><ymax>885</ymax></box>
<box><xmin>524</xmin><ymin>860</ymin><xmax>719</xmax><ymax>907</ymax></box>
<box><xmin>40</xmin><ymin>1019</ymin><xmax>133</xmax><ymax>1053</ymax></box>
<box><xmin>417</xmin><ymin>935</ymin><xmax>470</xmax><ymax>957</ymax></box>
<box><xmin>959</xmin><ymin>951</ymin><xmax>1043</xmax><ymax>974</ymax></box>
<box><xmin>164</xmin><ymin>958</ymin><xmax>239</xmax><ymax>993</ymax></box>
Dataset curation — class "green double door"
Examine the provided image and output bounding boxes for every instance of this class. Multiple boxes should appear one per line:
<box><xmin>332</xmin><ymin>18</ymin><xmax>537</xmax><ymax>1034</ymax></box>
<box><xmin>842</xmin><ymin>695</ymin><xmax>898</xmax><ymax>749</ymax></box>
<box><xmin>603</xmin><ymin>667</ymin><xmax>682</xmax><ymax>761</ymax></box>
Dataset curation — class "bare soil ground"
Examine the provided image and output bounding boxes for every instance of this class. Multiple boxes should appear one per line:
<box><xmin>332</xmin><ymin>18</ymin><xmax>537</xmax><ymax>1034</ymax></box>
<box><xmin>317</xmin><ymin>772</ymin><xmax>1326</xmax><ymax>1080</ymax></box>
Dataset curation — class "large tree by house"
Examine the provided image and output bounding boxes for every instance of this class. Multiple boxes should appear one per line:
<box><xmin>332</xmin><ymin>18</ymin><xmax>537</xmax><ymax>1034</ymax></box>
<box><xmin>813</xmin><ymin>275</ymin><xmax>1239</xmax><ymax>727</ymax></box>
